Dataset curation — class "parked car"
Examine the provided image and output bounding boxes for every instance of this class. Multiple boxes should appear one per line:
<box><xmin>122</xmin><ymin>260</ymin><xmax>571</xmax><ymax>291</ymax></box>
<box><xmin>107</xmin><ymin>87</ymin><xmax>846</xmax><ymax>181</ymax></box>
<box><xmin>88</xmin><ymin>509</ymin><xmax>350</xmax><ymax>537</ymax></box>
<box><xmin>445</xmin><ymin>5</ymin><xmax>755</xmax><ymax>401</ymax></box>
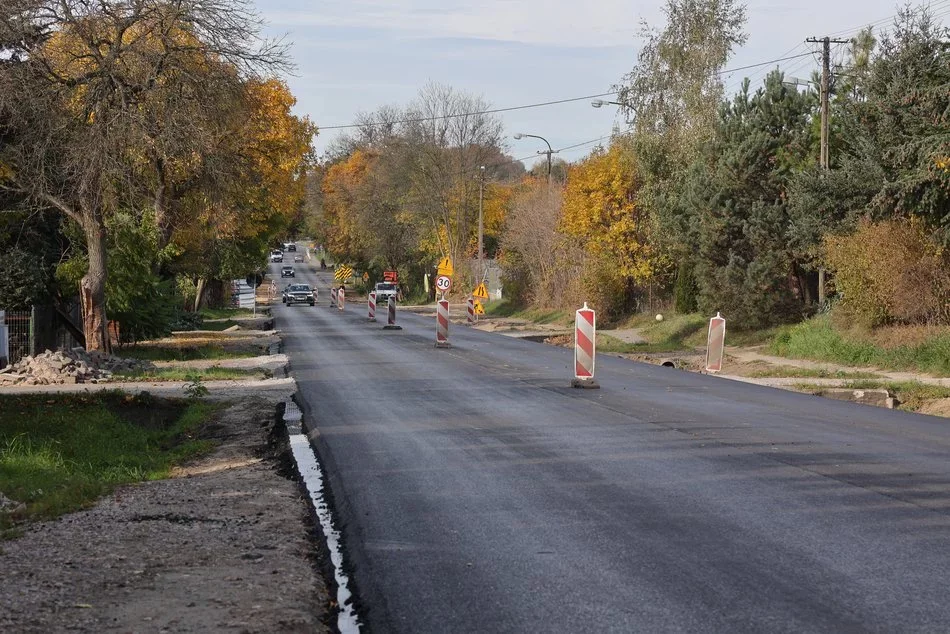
<box><xmin>270</xmin><ymin>250</ymin><xmax>283</xmax><ymax>263</ymax></box>
<box><xmin>374</xmin><ymin>282</ymin><xmax>398</xmax><ymax>305</ymax></box>
<box><xmin>281</xmin><ymin>265</ymin><xmax>295</xmax><ymax>278</ymax></box>
<box><xmin>283</xmin><ymin>283</ymin><xmax>315</xmax><ymax>306</ymax></box>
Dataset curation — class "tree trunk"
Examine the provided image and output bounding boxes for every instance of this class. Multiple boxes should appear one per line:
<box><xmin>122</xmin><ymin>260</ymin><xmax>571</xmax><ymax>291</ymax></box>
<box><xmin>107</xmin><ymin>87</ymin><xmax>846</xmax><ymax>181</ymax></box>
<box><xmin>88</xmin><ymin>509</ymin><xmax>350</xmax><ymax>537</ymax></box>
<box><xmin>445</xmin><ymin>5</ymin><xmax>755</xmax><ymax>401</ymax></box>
<box><xmin>80</xmin><ymin>214</ymin><xmax>110</xmax><ymax>353</ymax></box>
<box><xmin>206</xmin><ymin>279</ymin><xmax>227</xmax><ymax>309</ymax></box>
<box><xmin>194</xmin><ymin>278</ymin><xmax>208</xmax><ymax>312</ymax></box>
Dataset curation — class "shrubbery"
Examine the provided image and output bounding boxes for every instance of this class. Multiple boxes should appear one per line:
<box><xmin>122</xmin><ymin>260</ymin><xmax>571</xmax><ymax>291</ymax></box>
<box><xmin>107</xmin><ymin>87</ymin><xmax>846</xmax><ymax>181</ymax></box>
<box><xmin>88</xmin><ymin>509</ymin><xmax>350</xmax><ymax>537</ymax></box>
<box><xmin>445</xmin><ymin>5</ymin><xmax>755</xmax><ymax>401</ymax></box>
<box><xmin>824</xmin><ymin>218</ymin><xmax>950</xmax><ymax>326</ymax></box>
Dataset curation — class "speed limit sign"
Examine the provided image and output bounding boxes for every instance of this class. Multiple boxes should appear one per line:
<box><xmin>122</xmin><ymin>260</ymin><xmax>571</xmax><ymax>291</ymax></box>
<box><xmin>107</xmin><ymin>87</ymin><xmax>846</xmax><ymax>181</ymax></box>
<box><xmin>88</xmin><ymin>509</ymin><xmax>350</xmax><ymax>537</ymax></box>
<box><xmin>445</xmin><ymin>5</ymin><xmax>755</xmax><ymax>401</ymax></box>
<box><xmin>435</xmin><ymin>275</ymin><xmax>452</xmax><ymax>293</ymax></box>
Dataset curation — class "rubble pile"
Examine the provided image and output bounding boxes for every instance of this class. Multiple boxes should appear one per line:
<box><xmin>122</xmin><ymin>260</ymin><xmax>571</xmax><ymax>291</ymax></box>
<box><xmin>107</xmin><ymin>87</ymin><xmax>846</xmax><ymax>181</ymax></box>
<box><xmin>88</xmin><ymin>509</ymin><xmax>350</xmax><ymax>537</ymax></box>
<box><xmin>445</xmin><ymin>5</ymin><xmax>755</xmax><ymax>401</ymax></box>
<box><xmin>0</xmin><ymin>348</ymin><xmax>152</xmax><ymax>386</ymax></box>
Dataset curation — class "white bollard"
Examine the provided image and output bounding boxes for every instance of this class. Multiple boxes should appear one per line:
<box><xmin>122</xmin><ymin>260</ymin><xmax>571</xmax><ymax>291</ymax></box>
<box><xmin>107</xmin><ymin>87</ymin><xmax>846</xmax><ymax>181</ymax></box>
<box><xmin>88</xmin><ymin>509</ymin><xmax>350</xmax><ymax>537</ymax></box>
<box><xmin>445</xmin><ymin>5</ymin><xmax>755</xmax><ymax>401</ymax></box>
<box><xmin>367</xmin><ymin>291</ymin><xmax>377</xmax><ymax>321</ymax></box>
<box><xmin>436</xmin><ymin>299</ymin><xmax>451</xmax><ymax>348</ymax></box>
<box><xmin>338</xmin><ymin>288</ymin><xmax>345</xmax><ymax>311</ymax></box>
<box><xmin>572</xmin><ymin>303</ymin><xmax>599</xmax><ymax>389</ymax></box>
<box><xmin>705</xmin><ymin>312</ymin><xmax>726</xmax><ymax>373</ymax></box>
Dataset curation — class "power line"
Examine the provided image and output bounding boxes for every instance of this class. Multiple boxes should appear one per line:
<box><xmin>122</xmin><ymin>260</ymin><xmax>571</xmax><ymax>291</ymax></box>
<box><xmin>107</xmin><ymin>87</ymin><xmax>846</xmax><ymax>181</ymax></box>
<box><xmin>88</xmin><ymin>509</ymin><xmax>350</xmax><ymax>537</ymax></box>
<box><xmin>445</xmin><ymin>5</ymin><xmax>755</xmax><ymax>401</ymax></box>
<box><xmin>318</xmin><ymin>91</ymin><xmax>618</xmax><ymax>131</ymax></box>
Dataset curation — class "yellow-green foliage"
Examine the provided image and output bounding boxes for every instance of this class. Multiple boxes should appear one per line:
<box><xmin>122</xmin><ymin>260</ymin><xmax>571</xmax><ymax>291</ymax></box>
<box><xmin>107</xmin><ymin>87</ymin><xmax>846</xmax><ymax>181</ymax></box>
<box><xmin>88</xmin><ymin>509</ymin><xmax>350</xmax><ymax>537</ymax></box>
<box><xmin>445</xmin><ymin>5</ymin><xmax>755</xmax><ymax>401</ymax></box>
<box><xmin>824</xmin><ymin>218</ymin><xmax>950</xmax><ymax>326</ymax></box>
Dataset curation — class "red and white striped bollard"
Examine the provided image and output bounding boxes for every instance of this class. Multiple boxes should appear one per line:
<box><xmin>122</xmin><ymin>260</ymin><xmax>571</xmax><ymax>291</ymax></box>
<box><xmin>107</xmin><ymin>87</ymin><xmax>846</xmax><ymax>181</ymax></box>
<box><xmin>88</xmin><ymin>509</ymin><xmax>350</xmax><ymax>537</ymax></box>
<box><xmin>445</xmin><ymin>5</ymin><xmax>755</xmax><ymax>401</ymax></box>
<box><xmin>337</xmin><ymin>288</ymin><xmax>345</xmax><ymax>311</ymax></box>
<box><xmin>367</xmin><ymin>291</ymin><xmax>377</xmax><ymax>321</ymax></box>
<box><xmin>572</xmin><ymin>302</ymin><xmax>599</xmax><ymax>389</ymax></box>
<box><xmin>383</xmin><ymin>296</ymin><xmax>402</xmax><ymax>330</ymax></box>
<box><xmin>466</xmin><ymin>297</ymin><xmax>475</xmax><ymax>325</ymax></box>
<box><xmin>436</xmin><ymin>299</ymin><xmax>451</xmax><ymax>348</ymax></box>
<box><xmin>329</xmin><ymin>286</ymin><xmax>336</xmax><ymax>307</ymax></box>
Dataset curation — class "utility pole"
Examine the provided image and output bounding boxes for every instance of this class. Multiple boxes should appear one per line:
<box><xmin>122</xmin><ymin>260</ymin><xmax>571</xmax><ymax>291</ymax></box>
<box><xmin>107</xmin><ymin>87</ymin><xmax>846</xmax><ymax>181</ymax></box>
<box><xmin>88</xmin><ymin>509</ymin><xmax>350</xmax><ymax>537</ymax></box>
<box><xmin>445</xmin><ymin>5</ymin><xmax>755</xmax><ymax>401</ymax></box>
<box><xmin>807</xmin><ymin>35</ymin><xmax>849</xmax><ymax>305</ymax></box>
<box><xmin>477</xmin><ymin>165</ymin><xmax>485</xmax><ymax>285</ymax></box>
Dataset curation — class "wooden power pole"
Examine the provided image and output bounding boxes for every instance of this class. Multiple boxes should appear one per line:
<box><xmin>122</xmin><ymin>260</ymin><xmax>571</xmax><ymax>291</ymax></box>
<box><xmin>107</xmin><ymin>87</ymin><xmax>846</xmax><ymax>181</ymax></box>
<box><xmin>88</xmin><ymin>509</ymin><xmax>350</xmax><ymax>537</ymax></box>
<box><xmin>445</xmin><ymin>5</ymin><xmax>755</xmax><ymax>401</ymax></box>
<box><xmin>807</xmin><ymin>35</ymin><xmax>850</xmax><ymax>305</ymax></box>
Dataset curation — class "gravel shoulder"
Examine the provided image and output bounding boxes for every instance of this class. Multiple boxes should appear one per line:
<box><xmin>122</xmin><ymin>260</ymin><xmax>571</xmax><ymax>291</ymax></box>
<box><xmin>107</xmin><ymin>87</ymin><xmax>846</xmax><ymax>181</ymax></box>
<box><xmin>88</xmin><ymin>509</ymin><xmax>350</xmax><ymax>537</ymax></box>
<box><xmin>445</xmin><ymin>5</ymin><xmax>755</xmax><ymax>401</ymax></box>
<box><xmin>0</xmin><ymin>397</ymin><xmax>330</xmax><ymax>633</ymax></box>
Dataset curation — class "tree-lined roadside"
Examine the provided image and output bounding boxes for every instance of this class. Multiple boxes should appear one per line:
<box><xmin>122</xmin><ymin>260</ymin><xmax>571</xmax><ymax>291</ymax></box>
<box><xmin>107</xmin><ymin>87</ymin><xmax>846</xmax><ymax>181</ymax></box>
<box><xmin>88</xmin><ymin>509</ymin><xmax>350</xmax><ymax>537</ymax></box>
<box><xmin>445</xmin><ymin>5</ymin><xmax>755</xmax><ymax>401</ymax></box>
<box><xmin>1</xmin><ymin>0</ymin><xmax>314</xmax><ymax>351</ymax></box>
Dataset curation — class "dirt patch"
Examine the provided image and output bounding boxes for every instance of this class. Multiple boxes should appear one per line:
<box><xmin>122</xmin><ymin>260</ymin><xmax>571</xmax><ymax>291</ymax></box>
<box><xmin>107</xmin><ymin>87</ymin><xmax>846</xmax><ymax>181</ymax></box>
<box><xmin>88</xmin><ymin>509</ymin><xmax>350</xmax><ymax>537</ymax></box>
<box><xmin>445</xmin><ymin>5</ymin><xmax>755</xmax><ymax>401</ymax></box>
<box><xmin>919</xmin><ymin>398</ymin><xmax>950</xmax><ymax>418</ymax></box>
<box><xmin>0</xmin><ymin>397</ymin><xmax>330</xmax><ymax>633</ymax></box>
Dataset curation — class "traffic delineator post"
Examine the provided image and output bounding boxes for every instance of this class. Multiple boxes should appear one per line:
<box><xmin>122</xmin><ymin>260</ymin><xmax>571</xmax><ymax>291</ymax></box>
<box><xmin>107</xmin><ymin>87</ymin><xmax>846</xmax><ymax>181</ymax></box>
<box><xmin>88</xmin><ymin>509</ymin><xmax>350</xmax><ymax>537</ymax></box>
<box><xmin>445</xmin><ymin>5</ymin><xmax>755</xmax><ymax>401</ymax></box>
<box><xmin>383</xmin><ymin>296</ymin><xmax>402</xmax><ymax>330</ymax></box>
<box><xmin>705</xmin><ymin>312</ymin><xmax>726</xmax><ymax>373</ymax></box>
<box><xmin>367</xmin><ymin>291</ymin><xmax>377</xmax><ymax>321</ymax></box>
<box><xmin>337</xmin><ymin>288</ymin><xmax>345</xmax><ymax>311</ymax></box>
<box><xmin>466</xmin><ymin>297</ymin><xmax>475</xmax><ymax>325</ymax></box>
<box><xmin>436</xmin><ymin>299</ymin><xmax>451</xmax><ymax>348</ymax></box>
<box><xmin>572</xmin><ymin>303</ymin><xmax>600</xmax><ymax>389</ymax></box>
<box><xmin>329</xmin><ymin>286</ymin><xmax>336</xmax><ymax>307</ymax></box>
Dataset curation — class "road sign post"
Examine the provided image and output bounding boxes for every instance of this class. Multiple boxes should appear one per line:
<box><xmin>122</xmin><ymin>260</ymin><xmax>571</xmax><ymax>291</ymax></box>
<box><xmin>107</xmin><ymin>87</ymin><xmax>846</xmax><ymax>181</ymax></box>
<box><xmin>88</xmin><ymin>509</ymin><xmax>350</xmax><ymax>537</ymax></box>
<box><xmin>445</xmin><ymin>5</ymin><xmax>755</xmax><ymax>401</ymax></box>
<box><xmin>705</xmin><ymin>312</ymin><xmax>726</xmax><ymax>373</ymax></box>
<box><xmin>466</xmin><ymin>297</ymin><xmax>475</xmax><ymax>324</ymax></box>
<box><xmin>367</xmin><ymin>291</ymin><xmax>377</xmax><ymax>321</ymax></box>
<box><xmin>572</xmin><ymin>303</ymin><xmax>599</xmax><ymax>389</ymax></box>
<box><xmin>436</xmin><ymin>299</ymin><xmax>451</xmax><ymax>348</ymax></box>
<box><xmin>383</xmin><ymin>296</ymin><xmax>402</xmax><ymax>330</ymax></box>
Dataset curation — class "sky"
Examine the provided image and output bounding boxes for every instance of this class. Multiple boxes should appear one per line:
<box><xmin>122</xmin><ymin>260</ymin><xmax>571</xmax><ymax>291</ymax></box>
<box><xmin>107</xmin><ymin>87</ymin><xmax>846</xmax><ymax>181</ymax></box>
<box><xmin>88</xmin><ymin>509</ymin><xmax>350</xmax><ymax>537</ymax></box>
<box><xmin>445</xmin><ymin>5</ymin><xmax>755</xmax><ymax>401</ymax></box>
<box><xmin>255</xmin><ymin>0</ymin><xmax>950</xmax><ymax>168</ymax></box>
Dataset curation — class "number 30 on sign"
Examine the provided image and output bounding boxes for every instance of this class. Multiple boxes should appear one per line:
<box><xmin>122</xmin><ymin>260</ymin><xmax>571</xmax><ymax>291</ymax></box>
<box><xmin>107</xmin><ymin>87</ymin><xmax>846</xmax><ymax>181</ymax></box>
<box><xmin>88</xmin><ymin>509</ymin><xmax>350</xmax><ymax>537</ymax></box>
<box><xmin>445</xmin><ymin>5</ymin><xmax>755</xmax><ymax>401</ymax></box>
<box><xmin>435</xmin><ymin>275</ymin><xmax>452</xmax><ymax>292</ymax></box>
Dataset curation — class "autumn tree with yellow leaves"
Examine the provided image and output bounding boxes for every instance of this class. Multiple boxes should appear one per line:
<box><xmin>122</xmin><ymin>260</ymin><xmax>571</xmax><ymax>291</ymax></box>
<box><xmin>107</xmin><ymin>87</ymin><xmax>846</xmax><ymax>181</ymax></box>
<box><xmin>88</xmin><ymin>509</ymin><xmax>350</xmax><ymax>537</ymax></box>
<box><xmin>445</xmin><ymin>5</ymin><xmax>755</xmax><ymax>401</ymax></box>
<box><xmin>0</xmin><ymin>0</ymin><xmax>294</xmax><ymax>350</ymax></box>
<box><xmin>561</xmin><ymin>140</ymin><xmax>668</xmax><ymax>317</ymax></box>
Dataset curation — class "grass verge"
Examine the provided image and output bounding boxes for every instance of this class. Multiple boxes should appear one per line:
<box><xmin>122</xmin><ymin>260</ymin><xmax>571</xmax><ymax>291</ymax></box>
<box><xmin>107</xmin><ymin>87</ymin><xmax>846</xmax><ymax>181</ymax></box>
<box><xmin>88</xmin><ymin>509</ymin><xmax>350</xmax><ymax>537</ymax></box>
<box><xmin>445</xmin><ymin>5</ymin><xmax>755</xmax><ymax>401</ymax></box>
<box><xmin>0</xmin><ymin>392</ymin><xmax>217</xmax><ymax>539</ymax></box>
<box><xmin>113</xmin><ymin>367</ymin><xmax>267</xmax><ymax>382</ymax></box>
<box><xmin>745</xmin><ymin>366</ymin><xmax>880</xmax><ymax>380</ymax></box>
<box><xmin>484</xmin><ymin>300</ymin><xmax>571</xmax><ymax>325</ymax></box>
<box><xmin>771</xmin><ymin>315</ymin><xmax>950</xmax><ymax>377</ymax></box>
<box><xmin>119</xmin><ymin>344</ymin><xmax>259</xmax><ymax>362</ymax></box>
<box><xmin>200</xmin><ymin>307</ymin><xmax>256</xmax><ymax>320</ymax></box>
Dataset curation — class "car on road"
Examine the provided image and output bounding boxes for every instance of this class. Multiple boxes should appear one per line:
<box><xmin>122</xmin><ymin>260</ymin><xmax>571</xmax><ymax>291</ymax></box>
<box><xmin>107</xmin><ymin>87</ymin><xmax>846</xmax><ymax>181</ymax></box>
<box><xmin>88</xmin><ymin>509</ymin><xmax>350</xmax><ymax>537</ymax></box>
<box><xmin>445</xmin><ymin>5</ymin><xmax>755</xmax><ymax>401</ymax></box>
<box><xmin>294</xmin><ymin>255</ymin><xmax>304</xmax><ymax>263</ymax></box>
<box><xmin>281</xmin><ymin>265</ymin><xmax>295</xmax><ymax>278</ymax></box>
<box><xmin>284</xmin><ymin>242</ymin><xmax>297</xmax><ymax>252</ymax></box>
<box><xmin>283</xmin><ymin>283</ymin><xmax>315</xmax><ymax>306</ymax></box>
<box><xmin>374</xmin><ymin>282</ymin><xmax>398</xmax><ymax>304</ymax></box>
<box><xmin>270</xmin><ymin>250</ymin><xmax>283</xmax><ymax>263</ymax></box>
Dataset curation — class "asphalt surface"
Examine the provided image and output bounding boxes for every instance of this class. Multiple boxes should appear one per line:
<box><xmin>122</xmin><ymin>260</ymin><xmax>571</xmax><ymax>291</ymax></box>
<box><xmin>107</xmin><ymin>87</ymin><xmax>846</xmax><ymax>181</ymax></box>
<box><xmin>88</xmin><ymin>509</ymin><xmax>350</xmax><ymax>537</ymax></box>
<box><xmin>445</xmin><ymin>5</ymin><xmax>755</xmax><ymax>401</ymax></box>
<box><xmin>275</xmin><ymin>258</ymin><xmax>950</xmax><ymax>633</ymax></box>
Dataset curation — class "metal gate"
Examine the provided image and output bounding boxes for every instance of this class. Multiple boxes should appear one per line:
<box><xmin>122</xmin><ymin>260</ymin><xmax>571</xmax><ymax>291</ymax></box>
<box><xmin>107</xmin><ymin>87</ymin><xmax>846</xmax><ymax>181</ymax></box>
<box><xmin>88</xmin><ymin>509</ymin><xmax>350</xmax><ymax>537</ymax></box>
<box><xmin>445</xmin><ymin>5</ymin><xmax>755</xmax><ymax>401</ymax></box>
<box><xmin>2</xmin><ymin>308</ymin><xmax>35</xmax><ymax>365</ymax></box>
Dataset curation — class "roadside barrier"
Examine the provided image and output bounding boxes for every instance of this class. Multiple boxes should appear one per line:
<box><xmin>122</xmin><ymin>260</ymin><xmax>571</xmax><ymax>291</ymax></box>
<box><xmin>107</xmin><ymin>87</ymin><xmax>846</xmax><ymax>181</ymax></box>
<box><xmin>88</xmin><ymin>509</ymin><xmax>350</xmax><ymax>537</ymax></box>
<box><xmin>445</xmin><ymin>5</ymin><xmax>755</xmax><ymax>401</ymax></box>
<box><xmin>367</xmin><ymin>291</ymin><xmax>377</xmax><ymax>321</ymax></box>
<box><xmin>572</xmin><ymin>303</ymin><xmax>599</xmax><ymax>389</ymax></box>
<box><xmin>436</xmin><ymin>299</ymin><xmax>451</xmax><ymax>348</ymax></box>
<box><xmin>466</xmin><ymin>297</ymin><xmax>475</xmax><ymax>324</ymax></box>
<box><xmin>329</xmin><ymin>286</ymin><xmax>336</xmax><ymax>307</ymax></box>
<box><xmin>705</xmin><ymin>312</ymin><xmax>726</xmax><ymax>373</ymax></box>
<box><xmin>338</xmin><ymin>288</ymin><xmax>345</xmax><ymax>311</ymax></box>
<box><xmin>383</xmin><ymin>296</ymin><xmax>402</xmax><ymax>330</ymax></box>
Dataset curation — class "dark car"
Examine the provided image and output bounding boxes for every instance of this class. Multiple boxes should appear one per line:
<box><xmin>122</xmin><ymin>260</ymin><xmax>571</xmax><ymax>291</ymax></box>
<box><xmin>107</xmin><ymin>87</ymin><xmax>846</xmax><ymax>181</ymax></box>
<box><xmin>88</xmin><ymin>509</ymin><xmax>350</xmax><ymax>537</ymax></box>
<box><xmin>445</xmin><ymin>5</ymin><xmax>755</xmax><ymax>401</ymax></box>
<box><xmin>287</xmin><ymin>243</ymin><xmax>297</xmax><ymax>252</ymax></box>
<box><xmin>281</xmin><ymin>265</ymin><xmax>295</xmax><ymax>278</ymax></box>
<box><xmin>283</xmin><ymin>283</ymin><xmax>315</xmax><ymax>306</ymax></box>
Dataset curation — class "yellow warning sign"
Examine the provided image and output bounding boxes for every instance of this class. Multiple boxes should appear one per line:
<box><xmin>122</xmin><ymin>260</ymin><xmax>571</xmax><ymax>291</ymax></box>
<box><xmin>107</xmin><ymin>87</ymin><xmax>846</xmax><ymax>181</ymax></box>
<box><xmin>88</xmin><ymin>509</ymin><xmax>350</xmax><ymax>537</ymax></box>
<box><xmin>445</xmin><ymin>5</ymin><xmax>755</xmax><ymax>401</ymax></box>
<box><xmin>437</xmin><ymin>257</ymin><xmax>454</xmax><ymax>277</ymax></box>
<box><xmin>473</xmin><ymin>300</ymin><xmax>485</xmax><ymax>315</ymax></box>
<box><xmin>473</xmin><ymin>283</ymin><xmax>489</xmax><ymax>299</ymax></box>
<box><xmin>334</xmin><ymin>265</ymin><xmax>353</xmax><ymax>281</ymax></box>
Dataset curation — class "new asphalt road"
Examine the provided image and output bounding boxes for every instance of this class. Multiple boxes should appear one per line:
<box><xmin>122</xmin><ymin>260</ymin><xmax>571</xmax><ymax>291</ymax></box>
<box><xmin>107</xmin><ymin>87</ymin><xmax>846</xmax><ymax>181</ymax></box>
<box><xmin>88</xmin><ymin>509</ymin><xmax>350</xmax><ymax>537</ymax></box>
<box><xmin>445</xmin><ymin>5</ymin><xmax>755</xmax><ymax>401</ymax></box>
<box><xmin>275</xmin><ymin>259</ymin><xmax>950</xmax><ymax>633</ymax></box>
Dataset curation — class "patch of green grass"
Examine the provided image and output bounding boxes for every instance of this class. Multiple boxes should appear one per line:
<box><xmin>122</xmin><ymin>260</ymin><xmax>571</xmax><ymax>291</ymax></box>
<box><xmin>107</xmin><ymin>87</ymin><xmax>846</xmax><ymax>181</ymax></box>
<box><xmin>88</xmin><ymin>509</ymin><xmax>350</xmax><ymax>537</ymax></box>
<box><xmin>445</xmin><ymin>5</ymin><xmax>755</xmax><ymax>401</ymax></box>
<box><xmin>770</xmin><ymin>315</ymin><xmax>950</xmax><ymax>377</ymax></box>
<box><xmin>199</xmin><ymin>307</ymin><xmax>256</xmax><ymax>320</ymax></box>
<box><xmin>483</xmin><ymin>300</ymin><xmax>571</xmax><ymax>325</ymax></box>
<box><xmin>0</xmin><ymin>392</ymin><xmax>217</xmax><ymax>538</ymax></box>
<box><xmin>197</xmin><ymin>320</ymin><xmax>240</xmax><ymax>332</ymax></box>
<box><xmin>120</xmin><ymin>345</ymin><xmax>258</xmax><ymax>362</ymax></box>
<box><xmin>113</xmin><ymin>366</ymin><xmax>266</xmax><ymax>382</ymax></box>
<box><xmin>746</xmin><ymin>366</ymin><xmax>880</xmax><ymax>379</ymax></box>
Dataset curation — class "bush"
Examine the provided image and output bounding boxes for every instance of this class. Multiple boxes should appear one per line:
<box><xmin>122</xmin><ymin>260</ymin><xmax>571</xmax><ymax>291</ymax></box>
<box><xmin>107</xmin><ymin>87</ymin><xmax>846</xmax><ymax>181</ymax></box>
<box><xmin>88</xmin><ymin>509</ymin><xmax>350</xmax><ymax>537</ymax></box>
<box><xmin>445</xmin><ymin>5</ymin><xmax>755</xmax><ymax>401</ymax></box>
<box><xmin>824</xmin><ymin>217</ymin><xmax>950</xmax><ymax>326</ymax></box>
<box><xmin>673</xmin><ymin>258</ymin><xmax>699</xmax><ymax>314</ymax></box>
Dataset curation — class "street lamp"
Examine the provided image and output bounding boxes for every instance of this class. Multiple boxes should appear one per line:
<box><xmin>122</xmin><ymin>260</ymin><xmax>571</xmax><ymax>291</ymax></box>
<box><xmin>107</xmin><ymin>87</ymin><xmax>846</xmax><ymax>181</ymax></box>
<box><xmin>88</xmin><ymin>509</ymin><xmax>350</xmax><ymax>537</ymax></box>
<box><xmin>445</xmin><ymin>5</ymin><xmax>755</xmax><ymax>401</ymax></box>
<box><xmin>590</xmin><ymin>99</ymin><xmax>623</xmax><ymax>108</ymax></box>
<box><xmin>513</xmin><ymin>132</ymin><xmax>557</xmax><ymax>181</ymax></box>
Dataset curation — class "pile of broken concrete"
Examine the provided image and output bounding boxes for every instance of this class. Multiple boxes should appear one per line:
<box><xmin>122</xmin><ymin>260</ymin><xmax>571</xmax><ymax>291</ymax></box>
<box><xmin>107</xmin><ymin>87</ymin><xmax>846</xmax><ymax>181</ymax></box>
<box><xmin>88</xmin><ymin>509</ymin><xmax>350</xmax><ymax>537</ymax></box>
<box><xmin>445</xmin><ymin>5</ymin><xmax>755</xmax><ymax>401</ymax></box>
<box><xmin>0</xmin><ymin>348</ymin><xmax>153</xmax><ymax>386</ymax></box>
